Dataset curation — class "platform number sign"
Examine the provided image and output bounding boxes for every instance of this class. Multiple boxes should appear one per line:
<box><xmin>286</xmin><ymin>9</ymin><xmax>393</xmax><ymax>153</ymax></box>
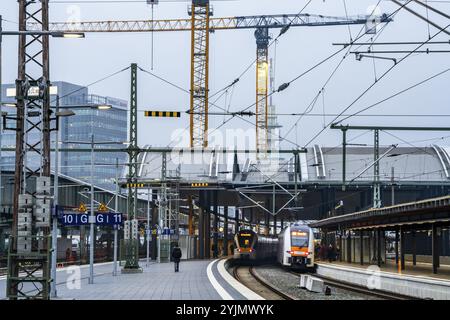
<box><xmin>59</xmin><ymin>212</ymin><xmax>123</xmax><ymax>227</ymax></box>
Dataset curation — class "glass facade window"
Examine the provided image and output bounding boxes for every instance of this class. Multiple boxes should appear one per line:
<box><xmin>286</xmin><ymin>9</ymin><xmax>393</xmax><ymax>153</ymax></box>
<box><xmin>1</xmin><ymin>82</ymin><xmax>128</xmax><ymax>191</ymax></box>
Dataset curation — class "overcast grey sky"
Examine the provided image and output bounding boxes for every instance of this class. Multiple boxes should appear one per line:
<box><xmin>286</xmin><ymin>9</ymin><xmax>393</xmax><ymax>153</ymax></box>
<box><xmin>1</xmin><ymin>0</ymin><xmax>450</xmax><ymax>150</ymax></box>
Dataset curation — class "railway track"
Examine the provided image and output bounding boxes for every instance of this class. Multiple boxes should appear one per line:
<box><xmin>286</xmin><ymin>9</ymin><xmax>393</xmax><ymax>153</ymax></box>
<box><xmin>233</xmin><ymin>265</ymin><xmax>295</xmax><ymax>300</ymax></box>
<box><xmin>290</xmin><ymin>270</ymin><xmax>414</xmax><ymax>300</ymax></box>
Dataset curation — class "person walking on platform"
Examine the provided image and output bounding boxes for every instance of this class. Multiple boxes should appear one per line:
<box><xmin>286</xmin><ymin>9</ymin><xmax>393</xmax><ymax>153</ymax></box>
<box><xmin>212</xmin><ymin>243</ymin><xmax>218</xmax><ymax>258</ymax></box>
<box><xmin>230</xmin><ymin>244</ymin><xmax>234</xmax><ymax>255</ymax></box>
<box><xmin>328</xmin><ymin>244</ymin><xmax>335</xmax><ymax>262</ymax></box>
<box><xmin>171</xmin><ymin>244</ymin><xmax>182</xmax><ymax>272</ymax></box>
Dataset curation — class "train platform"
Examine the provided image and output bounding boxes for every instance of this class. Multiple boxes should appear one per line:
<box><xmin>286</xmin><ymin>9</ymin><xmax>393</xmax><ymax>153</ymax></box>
<box><xmin>318</xmin><ymin>259</ymin><xmax>450</xmax><ymax>280</ymax></box>
<box><xmin>316</xmin><ymin>260</ymin><xmax>450</xmax><ymax>299</ymax></box>
<box><xmin>0</xmin><ymin>258</ymin><xmax>261</xmax><ymax>300</ymax></box>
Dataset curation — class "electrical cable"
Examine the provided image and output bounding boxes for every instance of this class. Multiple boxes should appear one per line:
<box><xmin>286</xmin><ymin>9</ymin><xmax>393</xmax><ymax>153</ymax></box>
<box><xmin>336</xmin><ymin>67</ymin><xmax>450</xmax><ymax>123</ymax></box>
<box><xmin>50</xmin><ymin>65</ymin><xmax>131</xmax><ymax>104</ymax></box>
<box><xmin>304</xmin><ymin>21</ymin><xmax>450</xmax><ymax>148</ymax></box>
<box><xmin>281</xmin><ymin>0</ymin><xmax>392</xmax><ymax>146</ymax></box>
<box><xmin>208</xmin><ymin>0</ymin><xmax>314</xmax><ymax>100</ymax></box>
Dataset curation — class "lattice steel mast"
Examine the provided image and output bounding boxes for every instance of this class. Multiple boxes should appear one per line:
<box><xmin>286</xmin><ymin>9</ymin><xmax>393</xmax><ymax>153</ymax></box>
<box><xmin>189</xmin><ymin>0</ymin><xmax>211</xmax><ymax>148</ymax></box>
<box><xmin>8</xmin><ymin>0</ymin><xmax>52</xmax><ymax>299</ymax></box>
<box><xmin>123</xmin><ymin>63</ymin><xmax>141</xmax><ymax>271</ymax></box>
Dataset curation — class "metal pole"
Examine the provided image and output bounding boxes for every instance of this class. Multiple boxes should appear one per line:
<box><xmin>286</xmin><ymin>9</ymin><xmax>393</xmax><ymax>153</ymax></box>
<box><xmin>432</xmin><ymin>224</ymin><xmax>439</xmax><ymax>274</ymax></box>
<box><xmin>223</xmin><ymin>206</ymin><xmax>228</xmax><ymax>256</ymax></box>
<box><xmin>157</xmin><ymin>191</ymin><xmax>161</xmax><ymax>263</ymax></box>
<box><xmin>0</xmin><ymin>15</ymin><xmax>3</xmax><ymax>214</ymax></box>
<box><xmin>50</xmin><ymin>95</ymin><xmax>60</xmax><ymax>298</ymax></box>
<box><xmin>342</xmin><ymin>128</ymin><xmax>347</xmax><ymax>191</ymax></box>
<box><xmin>146</xmin><ymin>187</ymin><xmax>150</xmax><ymax>267</ymax></box>
<box><xmin>391</xmin><ymin>167</ymin><xmax>395</xmax><ymax>205</ymax></box>
<box><xmin>113</xmin><ymin>158</ymin><xmax>119</xmax><ymax>276</ymax></box>
<box><xmin>373</xmin><ymin>129</ymin><xmax>381</xmax><ymax>208</ymax></box>
<box><xmin>88</xmin><ymin>131</ymin><xmax>94</xmax><ymax>284</ymax></box>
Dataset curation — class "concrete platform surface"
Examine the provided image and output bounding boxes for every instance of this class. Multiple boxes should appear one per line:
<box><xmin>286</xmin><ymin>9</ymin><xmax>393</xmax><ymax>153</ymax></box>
<box><xmin>316</xmin><ymin>261</ymin><xmax>450</xmax><ymax>300</ymax></box>
<box><xmin>318</xmin><ymin>259</ymin><xmax>450</xmax><ymax>281</ymax></box>
<box><xmin>0</xmin><ymin>260</ymin><xmax>224</xmax><ymax>300</ymax></box>
<box><xmin>0</xmin><ymin>258</ymin><xmax>260</xmax><ymax>300</ymax></box>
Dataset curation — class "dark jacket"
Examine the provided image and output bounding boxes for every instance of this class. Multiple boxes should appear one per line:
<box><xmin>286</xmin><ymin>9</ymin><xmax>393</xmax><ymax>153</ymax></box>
<box><xmin>172</xmin><ymin>247</ymin><xmax>182</xmax><ymax>262</ymax></box>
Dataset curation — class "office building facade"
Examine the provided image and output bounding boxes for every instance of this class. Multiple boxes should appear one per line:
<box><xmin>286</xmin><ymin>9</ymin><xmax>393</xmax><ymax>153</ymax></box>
<box><xmin>1</xmin><ymin>82</ymin><xmax>128</xmax><ymax>191</ymax></box>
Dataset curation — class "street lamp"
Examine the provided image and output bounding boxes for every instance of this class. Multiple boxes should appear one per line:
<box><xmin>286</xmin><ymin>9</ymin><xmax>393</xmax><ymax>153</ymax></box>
<box><xmin>97</xmin><ymin>105</ymin><xmax>112</xmax><ymax>110</ymax></box>
<box><xmin>53</xmin><ymin>32</ymin><xmax>85</xmax><ymax>39</ymax></box>
<box><xmin>49</xmin><ymin>103</ymin><xmax>114</xmax><ymax>289</ymax></box>
<box><xmin>0</xmin><ymin>110</ymin><xmax>7</xmax><ymax>212</ymax></box>
<box><xmin>50</xmin><ymin>96</ymin><xmax>75</xmax><ymax>298</ymax></box>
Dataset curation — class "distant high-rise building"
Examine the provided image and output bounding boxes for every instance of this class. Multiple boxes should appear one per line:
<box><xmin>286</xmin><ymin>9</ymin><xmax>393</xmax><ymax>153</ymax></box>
<box><xmin>0</xmin><ymin>82</ymin><xmax>128</xmax><ymax>191</ymax></box>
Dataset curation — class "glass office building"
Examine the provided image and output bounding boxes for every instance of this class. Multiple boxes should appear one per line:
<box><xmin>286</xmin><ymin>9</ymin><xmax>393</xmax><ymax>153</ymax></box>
<box><xmin>1</xmin><ymin>82</ymin><xmax>128</xmax><ymax>191</ymax></box>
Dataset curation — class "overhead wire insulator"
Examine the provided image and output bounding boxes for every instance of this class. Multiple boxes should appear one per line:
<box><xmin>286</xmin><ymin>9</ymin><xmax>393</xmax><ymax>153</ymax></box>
<box><xmin>277</xmin><ymin>83</ymin><xmax>290</xmax><ymax>92</ymax></box>
<box><xmin>231</xmin><ymin>78</ymin><xmax>240</xmax><ymax>86</ymax></box>
<box><xmin>279</xmin><ymin>25</ymin><xmax>290</xmax><ymax>37</ymax></box>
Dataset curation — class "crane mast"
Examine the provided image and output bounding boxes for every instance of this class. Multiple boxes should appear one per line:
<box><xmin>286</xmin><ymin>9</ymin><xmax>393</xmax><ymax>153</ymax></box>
<box><xmin>189</xmin><ymin>0</ymin><xmax>211</xmax><ymax>148</ymax></box>
<box><xmin>255</xmin><ymin>28</ymin><xmax>270</xmax><ymax>155</ymax></box>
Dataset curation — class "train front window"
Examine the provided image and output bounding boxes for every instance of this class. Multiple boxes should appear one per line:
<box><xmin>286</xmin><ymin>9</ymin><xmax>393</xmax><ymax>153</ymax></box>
<box><xmin>291</xmin><ymin>231</ymin><xmax>308</xmax><ymax>247</ymax></box>
<box><xmin>238</xmin><ymin>233</ymin><xmax>254</xmax><ymax>248</ymax></box>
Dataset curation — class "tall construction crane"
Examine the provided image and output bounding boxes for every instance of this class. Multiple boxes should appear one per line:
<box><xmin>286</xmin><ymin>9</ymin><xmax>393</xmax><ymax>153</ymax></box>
<box><xmin>39</xmin><ymin>5</ymin><xmax>391</xmax><ymax>150</ymax></box>
<box><xmin>189</xmin><ymin>0</ymin><xmax>211</xmax><ymax>148</ymax></box>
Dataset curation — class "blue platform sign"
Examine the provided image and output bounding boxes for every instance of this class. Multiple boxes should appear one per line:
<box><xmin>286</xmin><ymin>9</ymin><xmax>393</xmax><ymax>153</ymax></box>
<box><xmin>59</xmin><ymin>212</ymin><xmax>123</xmax><ymax>226</ymax></box>
<box><xmin>162</xmin><ymin>228</ymin><xmax>175</xmax><ymax>235</ymax></box>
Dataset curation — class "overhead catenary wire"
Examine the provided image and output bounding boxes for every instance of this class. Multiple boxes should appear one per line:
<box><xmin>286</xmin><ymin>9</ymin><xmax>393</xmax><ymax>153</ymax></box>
<box><xmin>391</xmin><ymin>0</ymin><xmax>450</xmax><ymax>36</ymax></box>
<box><xmin>303</xmin><ymin>21</ymin><xmax>450</xmax><ymax>148</ymax></box>
<box><xmin>342</xmin><ymin>0</ymin><xmax>353</xmax><ymax>41</ymax></box>
<box><xmin>426</xmin><ymin>0</ymin><xmax>432</xmax><ymax>39</ymax></box>
<box><xmin>207</xmin><ymin>0</ymin><xmax>405</xmax><ymax>168</ymax></box>
<box><xmin>335</xmin><ymin>67</ymin><xmax>450</xmax><ymax>123</ymax></box>
<box><xmin>50</xmin><ymin>65</ymin><xmax>131</xmax><ymax>104</ymax></box>
<box><xmin>137</xmin><ymin>65</ymin><xmax>299</xmax><ymax>149</ymax></box>
<box><xmin>138</xmin><ymin>66</ymin><xmax>189</xmax><ymax>94</ymax></box>
<box><xmin>208</xmin><ymin>0</ymin><xmax>314</xmax><ymax>101</ymax></box>
<box><xmin>412</xmin><ymin>0</ymin><xmax>450</xmax><ymax>19</ymax></box>
<box><xmin>281</xmin><ymin>0</ymin><xmax>392</xmax><ymax>146</ymax></box>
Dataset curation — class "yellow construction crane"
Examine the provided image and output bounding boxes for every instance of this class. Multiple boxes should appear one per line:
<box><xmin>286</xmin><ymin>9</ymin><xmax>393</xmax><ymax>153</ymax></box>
<box><xmin>38</xmin><ymin>3</ymin><xmax>390</xmax><ymax>150</ymax></box>
<box><xmin>189</xmin><ymin>0</ymin><xmax>211</xmax><ymax>148</ymax></box>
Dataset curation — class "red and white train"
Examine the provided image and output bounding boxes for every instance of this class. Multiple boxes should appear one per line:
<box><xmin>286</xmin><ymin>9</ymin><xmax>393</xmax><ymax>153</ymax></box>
<box><xmin>233</xmin><ymin>222</ymin><xmax>316</xmax><ymax>271</ymax></box>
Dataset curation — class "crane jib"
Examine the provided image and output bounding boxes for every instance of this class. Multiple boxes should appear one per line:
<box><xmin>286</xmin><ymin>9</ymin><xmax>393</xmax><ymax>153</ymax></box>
<box><xmin>33</xmin><ymin>14</ymin><xmax>392</xmax><ymax>33</ymax></box>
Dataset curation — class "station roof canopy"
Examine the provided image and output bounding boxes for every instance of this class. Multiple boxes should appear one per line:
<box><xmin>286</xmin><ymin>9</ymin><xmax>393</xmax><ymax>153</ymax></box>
<box><xmin>137</xmin><ymin>145</ymin><xmax>450</xmax><ymax>186</ymax></box>
<box><xmin>309</xmin><ymin>195</ymin><xmax>450</xmax><ymax>231</ymax></box>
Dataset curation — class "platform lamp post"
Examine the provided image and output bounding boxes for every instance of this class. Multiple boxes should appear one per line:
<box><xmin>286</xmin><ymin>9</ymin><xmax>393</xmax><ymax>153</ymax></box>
<box><xmin>146</xmin><ymin>188</ymin><xmax>151</xmax><ymax>267</ymax></box>
<box><xmin>61</xmin><ymin>103</ymin><xmax>120</xmax><ymax>284</ymax></box>
<box><xmin>50</xmin><ymin>96</ymin><xmax>75</xmax><ymax>298</ymax></box>
<box><xmin>0</xmin><ymin>108</ymin><xmax>9</xmax><ymax>214</ymax></box>
<box><xmin>50</xmin><ymin>101</ymin><xmax>115</xmax><ymax>295</ymax></box>
<box><xmin>64</xmin><ymin>139</ymin><xmax>129</xmax><ymax>284</ymax></box>
<box><xmin>114</xmin><ymin>158</ymin><xmax>120</xmax><ymax>276</ymax></box>
<box><xmin>0</xmin><ymin>15</ymin><xmax>3</xmax><ymax>216</ymax></box>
